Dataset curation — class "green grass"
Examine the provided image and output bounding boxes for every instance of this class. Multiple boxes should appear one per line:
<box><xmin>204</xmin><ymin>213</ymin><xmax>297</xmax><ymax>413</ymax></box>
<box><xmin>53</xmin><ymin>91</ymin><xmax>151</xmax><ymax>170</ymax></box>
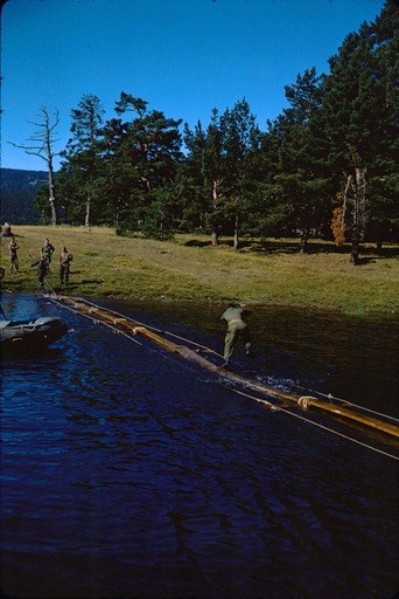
<box><xmin>1</xmin><ymin>225</ymin><xmax>398</xmax><ymax>315</ymax></box>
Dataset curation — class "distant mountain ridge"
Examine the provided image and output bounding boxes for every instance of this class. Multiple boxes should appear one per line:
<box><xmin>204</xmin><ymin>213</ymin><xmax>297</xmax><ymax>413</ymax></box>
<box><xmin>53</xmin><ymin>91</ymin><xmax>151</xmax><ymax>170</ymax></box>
<box><xmin>0</xmin><ymin>168</ymin><xmax>48</xmax><ymax>224</ymax></box>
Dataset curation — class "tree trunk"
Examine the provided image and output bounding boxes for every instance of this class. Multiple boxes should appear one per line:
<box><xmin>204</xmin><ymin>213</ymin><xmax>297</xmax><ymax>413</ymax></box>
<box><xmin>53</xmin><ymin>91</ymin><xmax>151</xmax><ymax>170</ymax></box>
<box><xmin>350</xmin><ymin>167</ymin><xmax>366</xmax><ymax>265</ymax></box>
<box><xmin>43</xmin><ymin>109</ymin><xmax>58</xmax><ymax>227</ymax></box>
<box><xmin>355</xmin><ymin>166</ymin><xmax>366</xmax><ymax>231</ymax></box>
<box><xmin>211</xmin><ymin>228</ymin><xmax>219</xmax><ymax>247</ymax></box>
<box><xmin>211</xmin><ymin>179</ymin><xmax>219</xmax><ymax>247</ymax></box>
<box><xmin>48</xmin><ymin>163</ymin><xmax>57</xmax><ymax>227</ymax></box>
<box><xmin>85</xmin><ymin>195</ymin><xmax>91</xmax><ymax>227</ymax></box>
<box><xmin>350</xmin><ymin>240</ymin><xmax>360</xmax><ymax>264</ymax></box>
<box><xmin>233</xmin><ymin>214</ymin><xmax>239</xmax><ymax>249</ymax></box>
<box><xmin>299</xmin><ymin>228</ymin><xmax>310</xmax><ymax>254</ymax></box>
<box><xmin>342</xmin><ymin>174</ymin><xmax>351</xmax><ymax>226</ymax></box>
<box><xmin>114</xmin><ymin>202</ymin><xmax>120</xmax><ymax>228</ymax></box>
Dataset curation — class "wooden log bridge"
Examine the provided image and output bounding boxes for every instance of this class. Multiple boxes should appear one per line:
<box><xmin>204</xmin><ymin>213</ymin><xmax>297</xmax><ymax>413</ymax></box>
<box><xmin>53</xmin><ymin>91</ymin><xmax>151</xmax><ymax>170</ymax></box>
<box><xmin>54</xmin><ymin>295</ymin><xmax>399</xmax><ymax>441</ymax></box>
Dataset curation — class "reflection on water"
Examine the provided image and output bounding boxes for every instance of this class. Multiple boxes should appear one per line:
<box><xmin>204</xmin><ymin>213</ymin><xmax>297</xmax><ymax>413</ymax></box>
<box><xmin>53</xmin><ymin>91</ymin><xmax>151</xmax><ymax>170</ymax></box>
<box><xmin>1</xmin><ymin>294</ymin><xmax>398</xmax><ymax>598</ymax></box>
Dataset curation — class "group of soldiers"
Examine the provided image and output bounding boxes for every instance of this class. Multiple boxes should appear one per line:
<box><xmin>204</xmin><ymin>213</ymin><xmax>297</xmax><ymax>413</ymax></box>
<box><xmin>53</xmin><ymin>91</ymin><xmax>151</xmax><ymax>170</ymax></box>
<box><xmin>2</xmin><ymin>234</ymin><xmax>73</xmax><ymax>291</ymax></box>
<box><xmin>36</xmin><ymin>239</ymin><xmax>73</xmax><ymax>290</ymax></box>
<box><xmin>2</xmin><ymin>228</ymin><xmax>255</xmax><ymax>366</ymax></box>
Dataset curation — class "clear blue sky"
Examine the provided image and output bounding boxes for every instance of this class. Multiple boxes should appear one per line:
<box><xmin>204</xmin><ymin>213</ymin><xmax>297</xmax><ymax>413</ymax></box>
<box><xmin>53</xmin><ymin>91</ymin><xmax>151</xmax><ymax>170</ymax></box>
<box><xmin>1</xmin><ymin>0</ymin><xmax>385</xmax><ymax>172</ymax></box>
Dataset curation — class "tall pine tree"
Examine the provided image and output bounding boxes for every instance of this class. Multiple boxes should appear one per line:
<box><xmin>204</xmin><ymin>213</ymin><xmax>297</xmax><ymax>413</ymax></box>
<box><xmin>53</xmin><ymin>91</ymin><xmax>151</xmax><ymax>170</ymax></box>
<box><xmin>321</xmin><ymin>1</ymin><xmax>398</xmax><ymax>262</ymax></box>
<box><xmin>59</xmin><ymin>94</ymin><xmax>105</xmax><ymax>226</ymax></box>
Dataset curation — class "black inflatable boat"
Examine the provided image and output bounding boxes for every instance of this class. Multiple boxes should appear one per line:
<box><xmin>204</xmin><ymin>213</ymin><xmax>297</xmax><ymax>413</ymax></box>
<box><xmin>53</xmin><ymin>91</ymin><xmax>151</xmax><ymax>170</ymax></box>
<box><xmin>0</xmin><ymin>316</ymin><xmax>68</xmax><ymax>355</ymax></box>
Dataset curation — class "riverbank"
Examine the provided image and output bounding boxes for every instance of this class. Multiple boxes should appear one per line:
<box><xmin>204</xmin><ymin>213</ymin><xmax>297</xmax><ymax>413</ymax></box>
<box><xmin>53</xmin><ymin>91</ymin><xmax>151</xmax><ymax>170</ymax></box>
<box><xmin>1</xmin><ymin>225</ymin><xmax>398</xmax><ymax>314</ymax></box>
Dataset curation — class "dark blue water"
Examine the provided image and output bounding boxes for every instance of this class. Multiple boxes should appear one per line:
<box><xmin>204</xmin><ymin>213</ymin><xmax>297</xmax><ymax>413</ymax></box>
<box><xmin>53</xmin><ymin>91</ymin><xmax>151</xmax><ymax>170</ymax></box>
<box><xmin>1</xmin><ymin>294</ymin><xmax>398</xmax><ymax>599</ymax></box>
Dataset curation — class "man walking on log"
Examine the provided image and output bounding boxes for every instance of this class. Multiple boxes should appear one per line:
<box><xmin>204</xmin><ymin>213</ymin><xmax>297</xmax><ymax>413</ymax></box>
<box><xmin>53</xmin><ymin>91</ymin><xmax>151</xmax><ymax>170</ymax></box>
<box><xmin>220</xmin><ymin>302</ymin><xmax>253</xmax><ymax>367</ymax></box>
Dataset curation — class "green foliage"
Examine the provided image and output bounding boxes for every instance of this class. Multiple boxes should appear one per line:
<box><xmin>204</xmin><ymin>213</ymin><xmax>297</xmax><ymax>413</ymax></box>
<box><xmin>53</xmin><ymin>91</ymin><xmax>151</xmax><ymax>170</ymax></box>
<box><xmin>57</xmin><ymin>94</ymin><xmax>105</xmax><ymax>226</ymax></box>
<box><xmin>22</xmin><ymin>0</ymin><xmax>397</xmax><ymax>259</ymax></box>
<box><xmin>4</xmin><ymin>225</ymin><xmax>399</xmax><ymax>315</ymax></box>
<box><xmin>182</xmin><ymin>99</ymin><xmax>263</xmax><ymax>245</ymax></box>
<box><xmin>319</xmin><ymin>1</ymin><xmax>399</xmax><ymax>257</ymax></box>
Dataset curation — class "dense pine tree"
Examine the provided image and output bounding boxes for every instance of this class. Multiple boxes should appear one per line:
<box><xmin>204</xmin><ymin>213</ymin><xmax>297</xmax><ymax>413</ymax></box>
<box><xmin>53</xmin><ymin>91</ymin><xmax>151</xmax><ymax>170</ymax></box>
<box><xmin>58</xmin><ymin>94</ymin><xmax>105</xmax><ymax>226</ymax></box>
<box><xmin>49</xmin><ymin>1</ymin><xmax>397</xmax><ymax>252</ymax></box>
<box><xmin>320</xmin><ymin>0</ymin><xmax>398</xmax><ymax>262</ymax></box>
<box><xmin>106</xmin><ymin>93</ymin><xmax>183</xmax><ymax>233</ymax></box>
<box><xmin>271</xmin><ymin>68</ymin><xmax>331</xmax><ymax>252</ymax></box>
<box><xmin>364</xmin><ymin>1</ymin><xmax>399</xmax><ymax>248</ymax></box>
<box><xmin>183</xmin><ymin>100</ymin><xmax>261</xmax><ymax>246</ymax></box>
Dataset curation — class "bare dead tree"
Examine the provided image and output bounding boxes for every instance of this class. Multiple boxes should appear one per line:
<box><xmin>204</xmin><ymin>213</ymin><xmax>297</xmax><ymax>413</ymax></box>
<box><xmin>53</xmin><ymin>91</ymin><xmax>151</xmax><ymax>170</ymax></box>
<box><xmin>9</xmin><ymin>107</ymin><xmax>61</xmax><ymax>226</ymax></box>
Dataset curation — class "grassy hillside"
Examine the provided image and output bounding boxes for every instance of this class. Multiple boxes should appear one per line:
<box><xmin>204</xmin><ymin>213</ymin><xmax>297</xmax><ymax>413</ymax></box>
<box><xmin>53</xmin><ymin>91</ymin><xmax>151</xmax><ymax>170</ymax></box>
<box><xmin>1</xmin><ymin>226</ymin><xmax>398</xmax><ymax>315</ymax></box>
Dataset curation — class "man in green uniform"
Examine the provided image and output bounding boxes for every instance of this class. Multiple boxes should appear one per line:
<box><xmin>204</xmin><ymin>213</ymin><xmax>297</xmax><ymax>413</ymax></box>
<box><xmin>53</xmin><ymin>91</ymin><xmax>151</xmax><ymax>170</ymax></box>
<box><xmin>41</xmin><ymin>238</ymin><xmax>55</xmax><ymax>267</ymax></box>
<box><xmin>8</xmin><ymin>236</ymin><xmax>19</xmax><ymax>273</ymax></box>
<box><xmin>59</xmin><ymin>246</ymin><xmax>73</xmax><ymax>285</ymax></box>
<box><xmin>220</xmin><ymin>302</ymin><xmax>253</xmax><ymax>367</ymax></box>
<box><xmin>37</xmin><ymin>257</ymin><xmax>49</xmax><ymax>291</ymax></box>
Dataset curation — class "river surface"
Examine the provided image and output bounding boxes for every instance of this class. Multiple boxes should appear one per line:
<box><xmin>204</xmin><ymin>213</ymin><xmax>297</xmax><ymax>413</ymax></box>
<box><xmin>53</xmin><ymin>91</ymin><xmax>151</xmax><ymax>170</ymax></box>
<box><xmin>1</xmin><ymin>293</ymin><xmax>398</xmax><ymax>599</ymax></box>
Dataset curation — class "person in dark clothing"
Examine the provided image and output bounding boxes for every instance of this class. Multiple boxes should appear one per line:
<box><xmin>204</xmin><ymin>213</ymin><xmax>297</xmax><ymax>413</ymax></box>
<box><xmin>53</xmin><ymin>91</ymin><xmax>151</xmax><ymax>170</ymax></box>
<box><xmin>37</xmin><ymin>257</ymin><xmax>49</xmax><ymax>291</ymax></box>
<box><xmin>41</xmin><ymin>238</ymin><xmax>55</xmax><ymax>266</ymax></box>
<box><xmin>3</xmin><ymin>222</ymin><xmax>12</xmax><ymax>237</ymax></box>
<box><xmin>220</xmin><ymin>302</ymin><xmax>253</xmax><ymax>367</ymax></box>
<box><xmin>8</xmin><ymin>237</ymin><xmax>19</xmax><ymax>272</ymax></box>
<box><xmin>59</xmin><ymin>247</ymin><xmax>73</xmax><ymax>285</ymax></box>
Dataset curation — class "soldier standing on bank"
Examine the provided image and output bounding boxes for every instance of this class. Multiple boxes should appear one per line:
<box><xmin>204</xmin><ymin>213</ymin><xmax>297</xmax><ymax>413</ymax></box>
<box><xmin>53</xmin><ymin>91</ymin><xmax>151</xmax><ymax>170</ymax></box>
<box><xmin>59</xmin><ymin>246</ymin><xmax>73</xmax><ymax>285</ymax></box>
<box><xmin>37</xmin><ymin>257</ymin><xmax>49</xmax><ymax>291</ymax></box>
<box><xmin>41</xmin><ymin>238</ymin><xmax>55</xmax><ymax>267</ymax></box>
<box><xmin>8</xmin><ymin>236</ymin><xmax>19</xmax><ymax>273</ymax></box>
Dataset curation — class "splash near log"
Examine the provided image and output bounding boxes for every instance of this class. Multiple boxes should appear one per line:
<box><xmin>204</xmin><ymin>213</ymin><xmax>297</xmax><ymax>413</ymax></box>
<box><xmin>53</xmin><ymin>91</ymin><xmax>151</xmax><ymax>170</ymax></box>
<box><xmin>52</xmin><ymin>295</ymin><xmax>399</xmax><ymax>444</ymax></box>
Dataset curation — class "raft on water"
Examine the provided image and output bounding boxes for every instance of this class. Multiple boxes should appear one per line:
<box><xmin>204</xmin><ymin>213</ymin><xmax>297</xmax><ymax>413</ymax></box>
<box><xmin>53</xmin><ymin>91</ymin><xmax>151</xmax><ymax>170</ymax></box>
<box><xmin>0</xmin><ymin>316</ymin><xmax>68</xmax><ymax>355</ymax></box>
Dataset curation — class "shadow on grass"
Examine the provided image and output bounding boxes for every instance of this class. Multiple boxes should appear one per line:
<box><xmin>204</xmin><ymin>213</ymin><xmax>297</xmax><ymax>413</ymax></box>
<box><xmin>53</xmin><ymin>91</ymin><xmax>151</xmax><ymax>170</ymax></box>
<box><xmin>184</xmin><ymin>237</ymin><xmax>399</xmax><ymax>259</ymax></box>
<box><xmin>246</xmin><ymin>239</ymin><xmax>398</xmax><ymax>258</ymax></box>
<box><xmin>53</xmin><ymin>284</ymin><xmax>79</xmax><ymax>292</ymax></box>
<box><xmin>1</xmin><ymin>278</ymin><xmax>30</xmax><ymax>288</ymax></box>
<box><xmin>185</xmin><ymin>239</ymin><xmax>219</xmax><ymax>248</ymax></box>
<box><xmin>309</xmin><ymin>243</ymin><xmax>398</xmax><ymax>258</ymax></box>
<box><xmin>54</xmin><ymin>279</ymin><xmax>103</xmax><ymax>292</ymax></box>
<box><xmin>356</xmin><ymin>257</ymin><xmax>379</xmax><ymax>265</ymax></box>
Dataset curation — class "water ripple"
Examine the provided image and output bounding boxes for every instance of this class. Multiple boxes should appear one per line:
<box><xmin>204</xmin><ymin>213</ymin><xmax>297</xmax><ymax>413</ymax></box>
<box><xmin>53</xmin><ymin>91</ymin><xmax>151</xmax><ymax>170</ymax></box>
<box><xmin>1</xmin><ymin>294</ymin><xmax>398</xmax><ymax>598</ymax></box>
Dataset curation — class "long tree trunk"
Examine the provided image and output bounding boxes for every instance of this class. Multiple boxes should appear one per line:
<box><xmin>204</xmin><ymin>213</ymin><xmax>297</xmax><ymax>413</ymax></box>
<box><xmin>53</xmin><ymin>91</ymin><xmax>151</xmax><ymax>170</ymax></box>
<box><xmin>211</xmin><ymin>227</ymin><xmax>218</xmax><ymax>247</ymax></box>
<box><xmin>341</xmin><ymin>174</ymin><xmax>351</xmax><ymax>227</ymax></box>
<box><xmin>114</xmin><ymin>202</ymin><xmax>120</xmax><ymax>229</ymax></box>
<box><xmin>43</xmin><ymin>110</ymin><xmax>58</xmax><ymax>227</ymax></box>
<box><xmin>299</xmin><ymin>228</ymin><xmax>310</xmax><ymax>254</ymax></box>
<box><xmin>350</xmin><ymin>167</ymin><xmax>366</xmax><ymax>265</ymax></box>
<box><xmin>85</xmin><ymin>194</ymin><xmax>91</xmax><ymax>227</ymax></box>
<box><xmin>211</xmin><ymin>179</ymin><xmax>219</xmax><ymax>247</ymax></box>
<box><xmin>48</xmin><ymin>160</ymin><xmax>57</xmax><ymax>227</ymax></box>
<box><xmin>233</xmin><ymin>214</ymin><xmax>239</xmax><ymax>250</ymax></box>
